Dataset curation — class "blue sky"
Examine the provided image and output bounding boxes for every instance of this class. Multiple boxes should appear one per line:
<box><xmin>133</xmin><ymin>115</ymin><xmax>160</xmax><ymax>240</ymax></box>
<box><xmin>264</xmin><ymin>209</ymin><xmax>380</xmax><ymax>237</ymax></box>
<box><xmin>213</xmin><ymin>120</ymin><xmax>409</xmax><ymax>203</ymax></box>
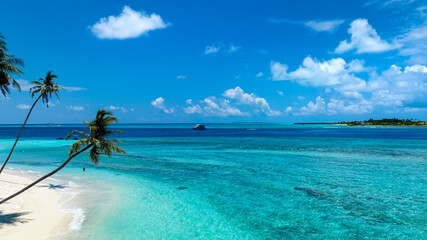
<box><xmin>1</xmin><ymin>0</ymin><xmax>426</xmax><ymax>123</ymax></box>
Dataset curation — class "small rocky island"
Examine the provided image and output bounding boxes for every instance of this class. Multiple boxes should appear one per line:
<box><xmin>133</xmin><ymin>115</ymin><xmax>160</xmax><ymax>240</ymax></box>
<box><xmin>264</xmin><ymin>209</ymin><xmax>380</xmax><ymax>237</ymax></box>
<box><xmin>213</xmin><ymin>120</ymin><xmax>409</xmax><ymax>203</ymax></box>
<box><xmin>193</xmin><ymin>124</ymin><xmax>206</xmax><ymax>130</ymax></box>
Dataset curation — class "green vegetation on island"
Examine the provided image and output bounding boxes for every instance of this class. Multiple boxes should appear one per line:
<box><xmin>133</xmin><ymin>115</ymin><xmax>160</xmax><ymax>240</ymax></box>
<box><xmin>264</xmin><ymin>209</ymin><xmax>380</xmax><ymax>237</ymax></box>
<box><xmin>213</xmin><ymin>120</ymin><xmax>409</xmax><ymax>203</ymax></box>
<box><xmin>338</xmin><ymin>118</ymin><xmax>427</xmax><ymax>126</ymax></box>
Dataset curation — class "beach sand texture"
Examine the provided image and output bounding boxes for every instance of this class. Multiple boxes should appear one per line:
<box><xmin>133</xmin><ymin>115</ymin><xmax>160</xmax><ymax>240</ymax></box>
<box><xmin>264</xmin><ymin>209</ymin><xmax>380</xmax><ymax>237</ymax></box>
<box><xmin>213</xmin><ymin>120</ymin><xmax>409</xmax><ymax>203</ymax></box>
<box><xmin>0</xmin><ymin>171</ymin><xmax>73</xmax><ymax>240</ymax></box>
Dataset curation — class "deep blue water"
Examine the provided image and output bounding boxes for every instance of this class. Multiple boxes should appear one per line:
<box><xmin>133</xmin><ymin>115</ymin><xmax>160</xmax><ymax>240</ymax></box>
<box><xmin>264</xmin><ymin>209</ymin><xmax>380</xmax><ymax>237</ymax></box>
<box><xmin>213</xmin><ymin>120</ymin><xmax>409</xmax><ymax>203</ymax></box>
<box><xmin>0</xmin><ymin>123</ymin><xmax>426</xmax><ymax>139</ymax></box>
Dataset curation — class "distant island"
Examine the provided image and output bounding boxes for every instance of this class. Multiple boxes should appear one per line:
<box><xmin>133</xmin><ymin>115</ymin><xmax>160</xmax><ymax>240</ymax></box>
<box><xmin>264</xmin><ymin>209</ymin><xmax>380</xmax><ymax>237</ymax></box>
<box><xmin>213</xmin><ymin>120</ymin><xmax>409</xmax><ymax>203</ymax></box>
<box><xmin>340</xmin><ymin>118</ymin><xmax>427</xmax><ymax>126</ymax></box>
<box><xmin>295</xmin><ymin>118</ymin><xmax>427</xmax><ymax>126</ymax></box>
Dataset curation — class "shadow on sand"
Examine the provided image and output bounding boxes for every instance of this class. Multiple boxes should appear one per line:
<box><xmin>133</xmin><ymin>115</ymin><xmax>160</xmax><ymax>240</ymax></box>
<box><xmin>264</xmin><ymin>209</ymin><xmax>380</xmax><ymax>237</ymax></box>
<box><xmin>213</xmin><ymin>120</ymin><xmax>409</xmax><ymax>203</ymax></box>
<box><xmin>0</xmin><ymin>210</ymin><xmax>30</xmax><ymax>227</ymax></box>
<box><xmin>41</xmin><ymin>184</ymin><xmax>66</xmax><ymax>189</ymax></box>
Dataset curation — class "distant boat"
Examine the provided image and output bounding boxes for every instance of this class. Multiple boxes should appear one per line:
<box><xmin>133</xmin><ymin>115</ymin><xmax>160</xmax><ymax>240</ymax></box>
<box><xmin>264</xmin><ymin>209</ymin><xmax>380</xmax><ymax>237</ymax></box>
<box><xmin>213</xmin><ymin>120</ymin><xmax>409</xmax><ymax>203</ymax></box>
<box><xmin>193</xmin><ymin>124</ymin><xmax>206</xmax><ymax>130</ymax></box>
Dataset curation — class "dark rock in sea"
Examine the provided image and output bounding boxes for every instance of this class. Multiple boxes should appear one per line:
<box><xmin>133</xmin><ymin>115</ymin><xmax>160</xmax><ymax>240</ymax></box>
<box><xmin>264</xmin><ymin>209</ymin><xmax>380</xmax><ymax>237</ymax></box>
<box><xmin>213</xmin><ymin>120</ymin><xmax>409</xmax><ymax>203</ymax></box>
<box><xmin>57</xmin><ymin>138</ymin><xmax>64</xmax><ymax>140</ymax></box>
<box><xmin>294</xmin><ymin>187</ymin><xmax>327</xmax><ymax>198</ymax></box>
<box><xmin>176</xmin><ymin>186</ymin><xmax>188</xmax><ymax>190</ymax></box>
<box><xmin>193</xmin><ymin>124</ymin><xmax>206</xmax><ymax>130</ymax></box>
<box><xmin>73</xmin><ymin>138</ymin><xmax>78</xmax><ymax>140</ymax></box>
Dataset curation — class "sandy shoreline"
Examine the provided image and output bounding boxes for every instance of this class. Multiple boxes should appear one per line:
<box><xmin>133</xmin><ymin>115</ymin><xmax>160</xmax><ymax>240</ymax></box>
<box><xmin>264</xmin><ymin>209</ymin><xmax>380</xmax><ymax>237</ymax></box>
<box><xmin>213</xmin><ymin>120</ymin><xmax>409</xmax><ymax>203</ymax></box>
<box><xmin>0</xmin><ymin>170</ymin><xmax>74</xmax><ymax>240</ymax></box>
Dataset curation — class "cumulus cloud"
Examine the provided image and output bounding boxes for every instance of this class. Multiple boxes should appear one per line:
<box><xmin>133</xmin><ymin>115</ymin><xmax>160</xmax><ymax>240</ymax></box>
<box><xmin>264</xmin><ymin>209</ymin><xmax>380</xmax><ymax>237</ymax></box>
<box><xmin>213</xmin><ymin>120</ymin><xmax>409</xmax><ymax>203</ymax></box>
<box><xmin>367</xmin><ymin>64</ymin><xmax>427</xmax><ymax>107</ymax></box>
<box><xmin>299</xmin><ymin>96</ymin><xmax>326</xmax><ymax>115</ymax></box>
<box><xmin>67</xmin><ymin>105</ymin><xmax>85</xmax><ymax>111</ymax></box>
<box><xmin>16</xmin><ymin>104</ymin><xmax>30</xmax><ymax>110</ymax></box>
<box><xmin>176</xmin><ymin>75</ymin><xmax>187</xmax><ymax>79</ymax></box>
<box><xmin>335</xmin><ymin>18</ymin><xmax>399</xmax><ymax>54</ymax></box>
<box><xmin>270</xmin><ymin>61</ymin><xmax>288</xmax><ymax>81</ymax></box>
<box><xmin>296</xmin><ymin>97</ymin><xmax>374</xmax><ymax>115</ymax></box>
<box><xmin>276</xmin><ymin>90</ymin><xmax>284</xmax><ymax>96</ymax></box>
<box><xmin>327</xmin><ymin>99</ymin><xmax>374</xmax><ymax>114</ymax></box>
<box><xmin>256</xmin><ymin>72</ymin><xmax>264</xmax><ymax>77</ymax></box>
<box><xmin>185</xmin><ymin>97</ymin><xmax>247</xmax><ymax>116</ymax></box>
<box><xmin>106</xmin><ymin>105</ymin><xmax>127</xmax><ymax>112</ymax></box>
<box><xmin>90</xmin><ymin>6</ymin><xmax>168</xmax><ymax>39</ymax></box>
<box><xmin>184</xmin><ymin>104</ymin><xmax>203</xmax><ymax>114</ymax></box>
<box><xmin>151</xmin><ymin>97</ymin><xmax>174</xmax><ymax>114</ymax></box>
<box><xmin>304</xmin><ymin>19</ymin><xmax>345</xmax><ymax>33</ymax></box>
<box><xmin>202</xmin><ymin>97</ymin><xmax>247</xmax><ymax>116</ymax></box>
<box><xmin>271</xmin><ymin>57</ymin><xmax>367</xmax><ymax>98</ymax></box>
<box><xmin>223</xmin><ymin>87</ymin><xmax>281</xmax><ymax>116</ymax></box>
<box><xmin>184</xmin><ymin>88</ymin><xmax>279</xmax><ymax>117</ymax></box>
<box><xmin>271</xmin><ymin>55</ymin><xmax>427</xmax><ymax>115</ymax></box>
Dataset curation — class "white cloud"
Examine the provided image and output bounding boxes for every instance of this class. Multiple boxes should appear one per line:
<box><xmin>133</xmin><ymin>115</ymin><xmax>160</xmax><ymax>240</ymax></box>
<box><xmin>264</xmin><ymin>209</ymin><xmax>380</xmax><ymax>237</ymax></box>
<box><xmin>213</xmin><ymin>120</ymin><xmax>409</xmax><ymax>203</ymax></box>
<box><xmin>151</xmin><ymin>97</ymin><xmax>174</xmax><ymax>114</ymax></box>
<box><xmin>335</xmin><ymin>18</ymin><xmax>399</xmax><ymax>54</ymax></box>
<box><xmin>227</xmin><ymin>44</ymin><xmax>240</xmax><ymax>53</ymax></box>
<box><xmin>176</xmin><ymin>75</ymin><xmax>187</xmax><ymax>79</ymax></box>
<box><xmin>106</xmin><ymin>105</ymin><xmax>127</xmax><ymax>112</ymax></box>
<box><xmin>285</xmin><ymin>106</ymin><xmax>293</xmax><ymax>112</ymax></box>
<box><xmin>271</xmin><ymin>57</ymin><xmax>367</xmax><ymax>98</ymax></box>
<box><xmin>395</xmin><ymin>23</ymin><xmax>427</xmax><ymax>64</ymax></box>
<box><xmin>202</xmin><ymin>97</ymin><xmax>247</xmax><ymax>116</ymax></box>
<box><xmin>184</xmin><ymin>105</ymin><xmax>202</xmax><ymax>114</ymax></box>
<box><xmin>16</xmin><ymin>80</ymin><xmax>85</xmax><ymax>92</ymax></box>
<box><xmin>185</xmin><ymin>96</ymin><xmax>247</xmax><ymax>116</ymax></box>
<box><xmin>67</xmin><ymin>105</ymin><xmax>84</xmax><ymax>111</ymax></box>
<box><xmin>204</xmin><ymin>43</ymin><xmax>241</xmax><ymax>55</ymax></box>
<box><xmin>296</xmin><ymin>97</ymin><xmax>374</xmax><ymax>115</ymax></box>
<box><xmin>304</xmin><ymin>19</ymin><xmax>345</xmax><ymax>33</ymax></box>
<box><xmin>299</xmin><ymin>96</ymin><xmax>326</xmax><ymax>115</ymax></box>
<box><xmin>223</xmin><ymin>87</ymin><xmax>281</xmax><ymax>116</ymax></box>
<box><xmin>204</xmin><ymin>44</ymin><xmax>221</xmax><ymax>55</ymax></box>
<box><xmin>327</xmin><ymin>99</ymin><xmax>374</xmax><ymax>114</ymax></box>
<box><xmin>297</xmin><ymin>96</ymin><xmax>306</xmax><ymax>100</ymax></box>
<box><xmin>63</xmin><ymin>86</ymin><xmax>87</xmax><ymax>92</ymax></box>
<box><xmin>276</xmin><ymin>90</ymin><xmax>284</xmax><ymax>96</ymax></box>
<box><xmin>16</xmin><ymin>104</ymin><xmax>30</xmax><ymax>109</ymax></box>
<box><xmin>89</xmin><ymin>6</ymin><xmax>168</xmax><ymax>40</ymax></box>
<box><xmin>404</xmin><ymin>64</ymin><xmax>427</xmax><ymax>73</ymax></box>
<box><xmin>269</xmin><ymin>18</ymin><xmax>344</xmax><ymax>33</ymax></box>
<box><xmin>270</xmin><ymin>61</ymin><xmax>288</xmax><ymax>81</ymax></box>
<box><xmin>16</xmin><ymin>80</ymin><xmax>32</xmax><ymax>91</ymax></box>
<box><xmin>367</xmin><ymin>64</ymin><xmax>427</xmax><ymax>107</ymax></box>
<box><xmin>256</xmin><ymin>72</ymin><xmax>264</xmax><ymax>77</ymax></box>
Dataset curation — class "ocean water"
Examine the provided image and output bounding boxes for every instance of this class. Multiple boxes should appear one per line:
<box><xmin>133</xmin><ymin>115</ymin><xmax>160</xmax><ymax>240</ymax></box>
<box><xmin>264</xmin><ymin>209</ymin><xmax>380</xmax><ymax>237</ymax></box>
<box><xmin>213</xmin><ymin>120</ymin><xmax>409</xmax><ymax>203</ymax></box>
<box><xmin>0</xmin><ymin>124</ymin><xmax>426</xmax><ymax>239</ymax></box>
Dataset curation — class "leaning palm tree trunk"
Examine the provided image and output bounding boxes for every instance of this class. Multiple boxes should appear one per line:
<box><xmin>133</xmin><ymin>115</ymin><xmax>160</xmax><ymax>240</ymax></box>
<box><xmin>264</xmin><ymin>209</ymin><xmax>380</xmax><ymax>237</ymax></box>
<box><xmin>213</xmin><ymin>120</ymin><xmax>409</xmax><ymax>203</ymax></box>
<box><xmin>0</xmin><ymin>144</ymin><xmax>92</xmax><ymax>205</ymax></box>
<box><xmin>0</xmin><ymin>95</ymin><xmax>42</xmax><ymax>175</ymax></box>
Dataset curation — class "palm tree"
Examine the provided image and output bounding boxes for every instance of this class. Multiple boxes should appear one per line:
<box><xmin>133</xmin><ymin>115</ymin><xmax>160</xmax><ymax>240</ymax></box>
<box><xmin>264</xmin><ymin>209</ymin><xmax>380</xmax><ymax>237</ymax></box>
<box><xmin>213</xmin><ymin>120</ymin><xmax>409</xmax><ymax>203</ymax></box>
<box><xmin>0</xmin><ymin>33</ymin><xmax>24</xmax><ymax>97</ymax></box>
<box><xmin>0</xmin><ymin>71</ymin><xmax>62</xmax><ymax>175</ymax></box>
<box><xmin>0</xmin><ymin>109</ymin><xmax>126</xmax><ymax>205</ymax></box>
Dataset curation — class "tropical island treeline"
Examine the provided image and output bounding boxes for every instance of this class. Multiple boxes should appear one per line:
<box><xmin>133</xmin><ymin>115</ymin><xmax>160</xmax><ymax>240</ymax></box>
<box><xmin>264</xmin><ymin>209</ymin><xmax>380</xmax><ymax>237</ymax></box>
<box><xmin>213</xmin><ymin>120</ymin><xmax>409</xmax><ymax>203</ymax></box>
<box><xmin>294</xmin><ymin>118</ymin><xmax>427</xmax><ymax>126</ymax></box>
<box><xmin>338</xmin><ymin>118</ymin><xmax>427</xmax><ymax>126</ymax></box>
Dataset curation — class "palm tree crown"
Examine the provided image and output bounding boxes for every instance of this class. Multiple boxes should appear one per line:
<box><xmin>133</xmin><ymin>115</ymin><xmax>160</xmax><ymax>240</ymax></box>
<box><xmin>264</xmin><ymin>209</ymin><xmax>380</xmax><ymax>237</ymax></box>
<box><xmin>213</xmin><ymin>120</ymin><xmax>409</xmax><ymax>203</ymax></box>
<box><xmin>30</xmin><ymin>71</ymin><xmax>62</xmax><ymax>106</ymax></box>
<box><xmin>0</xmin><ymin>33</ymin><xmax>24</xmax><ymax>97</ymax></box>
<box><xmin>66</xmin><ymin>109</ymin><xmax>126</xmax><ymax>164</ymax></box>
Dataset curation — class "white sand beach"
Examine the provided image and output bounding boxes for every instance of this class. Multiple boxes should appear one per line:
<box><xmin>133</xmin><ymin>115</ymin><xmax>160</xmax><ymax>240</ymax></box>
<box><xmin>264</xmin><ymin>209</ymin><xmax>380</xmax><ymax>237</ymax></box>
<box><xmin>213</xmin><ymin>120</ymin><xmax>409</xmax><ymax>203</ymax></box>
<box><xmin>0</xmin><ymin>170</ymin><xmax>73</xmax><ymax>240</ymax></box>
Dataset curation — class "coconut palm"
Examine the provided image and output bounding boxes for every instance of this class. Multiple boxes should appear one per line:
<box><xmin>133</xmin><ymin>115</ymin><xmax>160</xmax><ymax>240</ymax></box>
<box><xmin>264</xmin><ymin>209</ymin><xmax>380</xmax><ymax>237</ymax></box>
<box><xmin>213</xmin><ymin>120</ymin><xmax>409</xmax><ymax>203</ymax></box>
<box><xmin>0</xmin><ymin>71</ymin><xmax>62</xmax><ymax>175</ymax></box>
<box><xmin>0</xmin><ymin>33</ymin><xmax>24</xmax><ymax>97</ymax></box>
<box><xmin>0</xmin><ymin>109</ymin><xmax>126</xmax><ymax>205</ymax></box>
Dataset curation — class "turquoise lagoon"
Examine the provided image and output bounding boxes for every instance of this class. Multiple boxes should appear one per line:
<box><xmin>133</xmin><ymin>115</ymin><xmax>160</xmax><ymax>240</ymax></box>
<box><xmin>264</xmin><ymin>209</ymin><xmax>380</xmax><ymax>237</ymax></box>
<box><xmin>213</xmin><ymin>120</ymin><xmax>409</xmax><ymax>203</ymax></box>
<box><xmin>0</xmin><ymin>124</ymin><xmax>426</xmax><ymax>239</ymax></box>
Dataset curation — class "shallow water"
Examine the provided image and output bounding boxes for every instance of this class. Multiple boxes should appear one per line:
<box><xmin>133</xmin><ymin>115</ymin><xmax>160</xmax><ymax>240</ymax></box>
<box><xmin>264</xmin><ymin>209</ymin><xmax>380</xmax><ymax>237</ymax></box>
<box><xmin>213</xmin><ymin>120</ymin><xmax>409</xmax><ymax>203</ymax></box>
<box><xmin>0</xmin><ymin>125</ymin><xmax>426</xmax><ymax>239</ymax></box>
